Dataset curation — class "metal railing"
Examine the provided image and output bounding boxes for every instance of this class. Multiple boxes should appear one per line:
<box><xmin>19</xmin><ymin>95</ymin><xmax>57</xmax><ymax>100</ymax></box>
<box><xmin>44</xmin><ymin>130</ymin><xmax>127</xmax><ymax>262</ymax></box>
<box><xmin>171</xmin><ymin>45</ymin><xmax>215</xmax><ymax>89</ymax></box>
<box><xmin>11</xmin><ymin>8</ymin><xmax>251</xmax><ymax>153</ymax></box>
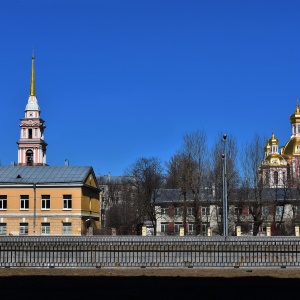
<box><xmin>0</xmin><ymin>236</ymin><xmax>299</xmax><ymax>268</ymax></box>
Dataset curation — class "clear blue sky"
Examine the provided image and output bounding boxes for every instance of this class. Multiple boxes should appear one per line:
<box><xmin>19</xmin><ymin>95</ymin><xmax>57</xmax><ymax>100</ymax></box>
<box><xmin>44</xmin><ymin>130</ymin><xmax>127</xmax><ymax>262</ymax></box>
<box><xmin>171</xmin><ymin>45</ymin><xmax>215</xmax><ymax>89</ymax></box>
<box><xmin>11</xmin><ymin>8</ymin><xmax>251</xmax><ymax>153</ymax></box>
<box><xmin>1</xmin><ymin>0</ymin><xmax>300</xmax><ymax>175</ymax></box>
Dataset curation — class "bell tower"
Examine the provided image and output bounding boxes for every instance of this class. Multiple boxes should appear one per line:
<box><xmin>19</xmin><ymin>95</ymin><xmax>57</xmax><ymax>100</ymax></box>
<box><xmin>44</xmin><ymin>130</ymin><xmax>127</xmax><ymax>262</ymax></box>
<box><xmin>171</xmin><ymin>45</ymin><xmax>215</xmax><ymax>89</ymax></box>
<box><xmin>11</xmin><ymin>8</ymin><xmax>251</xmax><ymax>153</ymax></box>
<box><xmin>17</xmin><ymin>54</ymin><xmax>47</xmax><ymax>166</ymax></box>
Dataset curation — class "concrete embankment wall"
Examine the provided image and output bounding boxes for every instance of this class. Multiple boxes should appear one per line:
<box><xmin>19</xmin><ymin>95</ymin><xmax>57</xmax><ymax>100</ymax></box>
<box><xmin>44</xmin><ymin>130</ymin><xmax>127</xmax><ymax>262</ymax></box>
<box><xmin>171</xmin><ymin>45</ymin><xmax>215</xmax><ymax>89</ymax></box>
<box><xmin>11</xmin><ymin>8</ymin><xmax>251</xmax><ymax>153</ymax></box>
<box><xmin>0</xmin><ymin>236</ymin><xmax>299</xmax><ymax>268</ymax></box>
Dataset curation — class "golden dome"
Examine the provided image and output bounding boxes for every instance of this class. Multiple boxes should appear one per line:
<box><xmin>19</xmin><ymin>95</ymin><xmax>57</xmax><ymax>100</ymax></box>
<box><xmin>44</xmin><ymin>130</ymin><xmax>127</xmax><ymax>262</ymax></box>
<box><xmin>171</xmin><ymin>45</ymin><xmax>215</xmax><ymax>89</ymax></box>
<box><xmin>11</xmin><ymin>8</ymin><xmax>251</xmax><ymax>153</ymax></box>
<box><xmin>268</xmin><ymin>132</ymin><xmax>279</xmax><ymax>145</ymax></box>
<box><xmin>282</xmin><ymin>137</ymin><xmax>300</xmax><ymax>157</ymax></box>
<box><xmin>263</xmin><ymin>153</ymin><xmax>287</xmax><ymax>166</ymax></box>
<box><xmin>264</xmin><ymin>141</ymin><xmax>271</xmax><ymax>152</ymax></box>
<box><xmin>290</xmin><ymin>102</ymin><xmax>300</xmax><ymax>123</ymax></box>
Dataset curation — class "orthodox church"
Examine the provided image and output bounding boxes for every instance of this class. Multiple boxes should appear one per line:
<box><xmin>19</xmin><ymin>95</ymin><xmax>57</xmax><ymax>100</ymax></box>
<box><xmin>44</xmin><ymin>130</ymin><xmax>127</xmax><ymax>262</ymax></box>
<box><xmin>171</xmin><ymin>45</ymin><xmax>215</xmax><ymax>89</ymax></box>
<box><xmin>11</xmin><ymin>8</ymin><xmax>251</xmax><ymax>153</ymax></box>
<box><xmin>260</xmin><ymin>102</ymin><xmax>300</xmax><ymax>188</ymax></box>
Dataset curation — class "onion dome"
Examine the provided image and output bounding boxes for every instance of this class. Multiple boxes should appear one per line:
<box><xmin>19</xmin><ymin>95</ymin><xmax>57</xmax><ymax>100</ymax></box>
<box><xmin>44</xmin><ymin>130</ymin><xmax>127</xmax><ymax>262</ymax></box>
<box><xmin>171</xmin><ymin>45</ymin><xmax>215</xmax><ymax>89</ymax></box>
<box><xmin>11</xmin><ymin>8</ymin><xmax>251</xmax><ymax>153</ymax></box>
<box><xmin>264</xmin><ymin>141</ymin><xmax>271</xmax><ymax>152</ymax></box>
<box><xmin>290</xmin><ymin>101</ymin><xmax>300</xmax><ymax>123</ymax></box>
<box><xmin>268</xmin><ymin>132</ymin><xmax>279</xmax><ymax>146</ymax></box>
<box><xmin>262</xmin><ymin>133</ymin><xmax>287</xmax><ymax>166</ymax></box>
<box><xmin>282</xmin><ymin>138</ymin><xmax>300</xmax><ymax>157</ymax></box>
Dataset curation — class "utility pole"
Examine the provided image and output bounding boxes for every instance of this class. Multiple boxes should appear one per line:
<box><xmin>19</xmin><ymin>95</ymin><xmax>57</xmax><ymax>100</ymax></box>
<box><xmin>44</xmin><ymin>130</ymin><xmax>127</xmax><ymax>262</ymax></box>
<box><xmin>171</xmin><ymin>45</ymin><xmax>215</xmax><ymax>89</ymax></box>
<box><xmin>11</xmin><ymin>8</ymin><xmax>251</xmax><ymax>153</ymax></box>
<box><xmin>222</xmin><ymin>134</ymin><xmax>228</xmax><ymax>237</ymax></box>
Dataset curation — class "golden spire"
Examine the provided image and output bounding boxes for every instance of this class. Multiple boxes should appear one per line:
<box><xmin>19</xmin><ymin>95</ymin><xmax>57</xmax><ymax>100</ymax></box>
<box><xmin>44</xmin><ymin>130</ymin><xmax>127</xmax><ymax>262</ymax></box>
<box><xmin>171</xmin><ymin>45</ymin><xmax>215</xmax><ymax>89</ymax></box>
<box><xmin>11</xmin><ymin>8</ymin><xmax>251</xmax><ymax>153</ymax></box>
<box><xmin>30</xmin><ymin>49</ymin><xmax>36</xmax><ymax>96</ymax></box>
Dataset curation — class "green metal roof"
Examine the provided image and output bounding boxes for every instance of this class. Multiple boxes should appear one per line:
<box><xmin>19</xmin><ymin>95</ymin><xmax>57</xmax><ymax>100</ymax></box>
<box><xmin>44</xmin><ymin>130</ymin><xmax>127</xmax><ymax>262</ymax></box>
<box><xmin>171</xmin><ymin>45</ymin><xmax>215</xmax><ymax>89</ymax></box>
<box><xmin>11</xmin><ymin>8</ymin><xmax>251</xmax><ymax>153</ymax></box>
<box><xmin>0</xmin><ymin>166</ymin><xmax>93</xmax><ymax>184</ymax></box>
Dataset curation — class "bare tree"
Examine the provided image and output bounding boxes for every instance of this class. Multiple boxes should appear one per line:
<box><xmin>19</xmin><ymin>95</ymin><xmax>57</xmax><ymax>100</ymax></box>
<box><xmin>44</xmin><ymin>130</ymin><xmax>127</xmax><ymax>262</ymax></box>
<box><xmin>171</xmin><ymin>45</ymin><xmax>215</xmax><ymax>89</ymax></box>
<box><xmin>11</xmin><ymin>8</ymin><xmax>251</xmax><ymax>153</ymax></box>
<box><xmin>125</xmin><ymin>157</ymin><xmax>164</xmax><ymax>235</ymax></box>
<box><xmin>100</xmin><ymin>175</ymin><xmax>137</xmax><ymax>234</ymax></box>
<box><xmin>240</xmin><ymin>133</ymin><xmax>266</xmax><ymax>236</ymax></box>
<box><xmin>165</xmin><ymin>130</ymin><xmax>209</xmax><ymax>235</ymax></box>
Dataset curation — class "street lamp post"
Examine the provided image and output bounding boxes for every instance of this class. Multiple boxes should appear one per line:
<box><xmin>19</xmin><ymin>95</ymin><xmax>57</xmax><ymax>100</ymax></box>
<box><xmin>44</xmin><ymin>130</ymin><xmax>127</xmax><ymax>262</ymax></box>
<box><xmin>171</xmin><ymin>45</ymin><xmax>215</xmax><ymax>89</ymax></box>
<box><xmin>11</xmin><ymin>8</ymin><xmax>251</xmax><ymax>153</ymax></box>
<box><xmin>222</xmin><ymin>134</ymin><xmax>228</xmax><ymax>238</ymax></box>
<box><xmin>33</xmin><ymin>183</ymin><xmax>36</xmax><ymax>235</ymax></box>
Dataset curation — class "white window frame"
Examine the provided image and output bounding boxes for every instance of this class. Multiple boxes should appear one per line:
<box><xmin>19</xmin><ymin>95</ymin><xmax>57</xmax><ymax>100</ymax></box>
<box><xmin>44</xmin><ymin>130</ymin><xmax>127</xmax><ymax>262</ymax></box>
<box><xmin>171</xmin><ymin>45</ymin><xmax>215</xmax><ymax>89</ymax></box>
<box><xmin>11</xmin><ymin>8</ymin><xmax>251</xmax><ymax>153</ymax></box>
<box><xmin>187</xmin><ymin>207</ymin><xmax>193</xmax><ymax>216</ymax></box>
<box><xmin>0</xmin><ymin>196</ymin><xmax>7</xmax><ymax>210</ymax></box>
<box><xmin>174</xmin><ymin>207</ymin><xmax>181</xmax><ymax>216</ymax></box>
<box><xmin>20</xmin><ymin>195</ymin><xmax>29</xmax><ymax>210</ymax></box>
<box><xmin>202</xmin><ymin>222</ymin><xmax>209</xmax><ymax>234</ymax></box>
<box><xmin>20</xmin><ymin>223</ymin><xmax>28</xmax><ymax>235</ymax></box>
<box><xmin>41</xmin><ymin>195</ymin><xmax>50</xmax><ymax>210</ymax></box>
<box><xmin>160</xmin><ymin>222</ymin><xmax>168</xmax><ymax>233</ymax></box>
<box><xmin>41</xmin><ymin>222</ymin><xmax>50</xmax><ymax>235</ymax></box>
<box><xmin>262</xmin><ymin>207</ymin><xmax>270</xmax><ymax>216</ymax></box>
<box><xmin>0</xmin><ymin>223</ymin><xmax>6</xmax><ymax>235</ymax></box>
<box><xmin>174</xmin><ymin>222</ymin><xmax>182</xmax><ymax>233</ymax></box>
<box><xmin>202</xmin><ymin>206</ymin><xmax>210</xmax><ymax>216</ymax></box>
<box><xmin>161</xmin><ymin>208</ymin><xmax>168</xmax><ymax>215</ymax></box>
<box><xmin>63</xmin><ymin>195</ymin><xmax>72</xmax><ymax>210</ymax></box>
<box><xmin>234</xmin><ymin>206</ymin><xmax>241</xmax><ymax>216</ymax></box>
<box><xmin>188</xmin><ymin>222</ymin><xmax>195</xmax><ymax>233</ymax></box>
<box><xmin>62</xmin><ymin>222</ymin><xmax>72</xmax><ymax>235</ymax></box>
<box><xmin>276</xmin><ymin>206</ymin><xmax>284</xmax><ymax>216</ymax></box>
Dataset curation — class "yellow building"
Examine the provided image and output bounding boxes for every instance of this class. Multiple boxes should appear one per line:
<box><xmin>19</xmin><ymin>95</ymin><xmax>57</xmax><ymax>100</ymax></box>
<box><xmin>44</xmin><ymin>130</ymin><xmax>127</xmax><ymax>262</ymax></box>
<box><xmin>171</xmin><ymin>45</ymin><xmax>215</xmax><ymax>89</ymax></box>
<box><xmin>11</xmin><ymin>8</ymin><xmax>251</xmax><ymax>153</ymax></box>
<box><xmin>0</xmin><ymin>166</ymin><xmax>100</xmax><ymax>235</ymax></box>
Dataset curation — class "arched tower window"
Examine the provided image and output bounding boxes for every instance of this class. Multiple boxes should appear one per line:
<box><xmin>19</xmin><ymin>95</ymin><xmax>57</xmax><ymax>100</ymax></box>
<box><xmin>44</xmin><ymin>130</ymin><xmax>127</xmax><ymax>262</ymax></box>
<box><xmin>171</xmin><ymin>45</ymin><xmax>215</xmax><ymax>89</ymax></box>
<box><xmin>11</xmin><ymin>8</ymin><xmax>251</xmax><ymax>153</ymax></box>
<box><xmin>26</xmin><ymin>150</ymin><xmax>33</xmax><ymax>166</ymax></box>
<box><xmin>265</xmin><ymin>171</ymin><xmax>269</xmax><ymax>185</ymax></box>
<box><xmin>274</xmin><ymin>171</ymin><xmax>278</xmax><ymax>185</ymax></box>
<box><xmin>287</xmin><ymin>164</ymin><xmax>291</xmax><ymax>182</ymax></box>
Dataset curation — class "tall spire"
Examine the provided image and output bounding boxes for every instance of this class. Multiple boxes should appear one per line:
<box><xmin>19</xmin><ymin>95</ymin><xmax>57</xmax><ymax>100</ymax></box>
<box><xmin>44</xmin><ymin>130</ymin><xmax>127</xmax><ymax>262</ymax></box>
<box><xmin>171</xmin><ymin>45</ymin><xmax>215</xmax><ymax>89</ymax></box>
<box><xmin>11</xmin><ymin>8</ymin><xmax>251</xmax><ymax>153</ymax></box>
<box><xmin>30</xmin><ymin>49</ymin><xmax>36</xmax><ymax>96</ymax></box>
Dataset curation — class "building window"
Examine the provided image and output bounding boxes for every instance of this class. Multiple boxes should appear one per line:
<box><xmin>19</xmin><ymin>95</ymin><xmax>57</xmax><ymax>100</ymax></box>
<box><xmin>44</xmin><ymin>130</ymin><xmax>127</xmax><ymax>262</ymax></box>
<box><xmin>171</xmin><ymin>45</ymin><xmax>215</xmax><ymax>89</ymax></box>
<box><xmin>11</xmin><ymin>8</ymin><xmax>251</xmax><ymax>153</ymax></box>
<box><xmin>161</xmin><ymin>208</ymin><xmax>168</xmax><ymax>215</ymax></box>
<box><xmin>188</xmin><ymin>223</ymin><xmax>195</xmax><ymax>233</ymax></box>
<box><xmin>20</xmin><ymin>195</ymin><xmax>29</xmax><ymax>210</ymax></box>
<box><xmin>63</xmin><ymin>195</ymin><xmax>72</xmax><ymax>210</ymax></box>
<box><xmin>0</xmin><ymin>223</ymin><xmax>6</xmax><ymax>235</ymax></box>
<box><xmin>28</xmin><ymin>129</ymin><xmax>32</xmax><ymax>139</ymax></box>
<box><xmin>20</xmin><ymin>223</ymin><xmax>28</xmax><ymax>235</ymax></box>
<box><xmin>274</xmin><ymin>171</ymin><xmax>278</xmax><ymax>185</ymax></box>
<box><xmin>174</xmin><ymin>207</ymin><xmax>181</xmax><ymax>216</ymax></box>
<box><xmin>62</xmin><ymin>222</ymin><xmax>72</xmax><ymax>235</ymax></box>
<box><xmin>187</xmin><ymin>207</ymin><xmax>193</xmax><ymax>216</ymax></box>
<box><xmin>262</xmin><ymin>207</ymin><xmax>270</xmax><ymax>216</ymax></box>
<box><xmin>161</xmin><ymin>222</ymin><xmax>168</xmax><ymax>233</ymax></box>
<box><xmin>276</xmin><ymin>206</ymin><xmax>284</xmax><ymax>216</ymax></box>
<box><xmin>26</xmin><ymin>150</ymin><xmax>33</xmax><ymax>165</ymax></box>
<box><xmin>41</xmin><ymin>222</ymin><xmax>50</xmax><ymax>234</ymax></box>
<box><xmin>202</xmin><ymin>222</ymin><xmax>209</xmax><ymax>234</ymax></box>
<box><xmin>174</xmin><ymin>222</ymin><xmax>182</xmax><ymax>233</ymax></box>
<box><xmin>234</xmin><ymin>206</ymin><xmax>241</xmax><ymax>216</ymax></box>
<box><xmin>0</xmin><ymin>196</ymin><xmax>7</xmax><ymax>210</ymax></box>
<box><xmin>265</xmin><ymin>171</ymin><xmax>270</xmax><ymax>185</ymax></box>
<box><xmin>202</xmin><ymin>206</ymin><xmax>210</xmax><ymax>216</ymax></box>
<box><xmin>41</xmin><ymin>195</ymin><xmax>50</xmax><ymax>210</ymax></box>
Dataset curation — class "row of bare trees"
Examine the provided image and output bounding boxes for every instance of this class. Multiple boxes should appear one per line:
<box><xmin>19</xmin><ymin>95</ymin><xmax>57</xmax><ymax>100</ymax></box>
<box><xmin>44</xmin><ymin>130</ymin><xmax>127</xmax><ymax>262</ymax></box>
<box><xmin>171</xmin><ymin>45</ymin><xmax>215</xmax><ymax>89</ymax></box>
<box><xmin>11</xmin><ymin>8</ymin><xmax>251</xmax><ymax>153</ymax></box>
<box><xmin>101</xmin><ymin>130</ymin><xmax>300</xmax><ymax>236</ymax></box>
